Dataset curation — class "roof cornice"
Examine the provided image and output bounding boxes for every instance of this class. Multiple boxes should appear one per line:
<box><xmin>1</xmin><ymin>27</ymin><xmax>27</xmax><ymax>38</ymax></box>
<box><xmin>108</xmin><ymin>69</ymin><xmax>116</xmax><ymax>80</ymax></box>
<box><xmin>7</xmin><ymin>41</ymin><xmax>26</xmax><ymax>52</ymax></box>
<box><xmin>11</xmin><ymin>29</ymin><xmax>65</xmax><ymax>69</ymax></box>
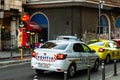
<box><xmin>24</xmin><ymin>0</ymin><xmax>120</xmax><ymax>10</ymax></box>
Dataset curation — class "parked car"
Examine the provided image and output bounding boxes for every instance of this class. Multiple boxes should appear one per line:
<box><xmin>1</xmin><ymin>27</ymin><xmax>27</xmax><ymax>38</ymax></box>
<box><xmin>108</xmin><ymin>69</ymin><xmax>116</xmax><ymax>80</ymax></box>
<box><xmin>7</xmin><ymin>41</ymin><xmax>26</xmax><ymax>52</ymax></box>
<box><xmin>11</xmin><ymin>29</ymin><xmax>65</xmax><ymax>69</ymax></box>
<box><xmin>31</xmin><ymin>40</ymin><xmax>99</xmax><ymax>77</ymax></box>
<box><xmin>112</xmin><ymin>39</ymin><xmax>120</xmax><ymax>47</ymax></box>
<box><xmin>88</xmin><ymin>40</ymin><xmax>120</xmax><ymax>63</ymax></box>
<box><xmin>56</xmin><ymin>36</ymin><xmax>79</xmax><ymax>41</ymax></box>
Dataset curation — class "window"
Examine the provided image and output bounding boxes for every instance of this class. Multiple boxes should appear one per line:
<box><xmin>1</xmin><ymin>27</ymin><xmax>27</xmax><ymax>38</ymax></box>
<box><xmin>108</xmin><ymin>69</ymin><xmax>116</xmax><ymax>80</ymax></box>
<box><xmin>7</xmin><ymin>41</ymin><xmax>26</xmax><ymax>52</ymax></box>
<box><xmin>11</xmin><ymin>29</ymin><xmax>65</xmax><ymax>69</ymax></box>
<box><xmin>41</xmin><ymin>42</ymin><xmax>68</xmax><ymax>50</ymax></box>
<box><xmin>53</xmin><ymin>44</ymin><xmax>68</xmax><ymax>50</ymax></box>
<box><xmin>97</xmin><ymin>15</ymin><xmax>108</xmax><ymax>34</ymax></box>
<box><xmin>108</xmin><ymin>42</ymin><xmax>117</xmax><ymax>48</ymax></box>
<box><xmin>73</xmin><ymin>43</ymin><xmax>84</xmax><ymax>52</ymax></box>
<box><xmin>41</xmin><ymin>42</ymin><xmax>56</xmax><ymax>48</ymax></box>
<box><xmin>81</xmin><ymin>44</ymin><xmax>91</xmax><ymax>52</ymax></box>
<box><xmin>116</xmin><ymin>17</ymin><xmax>120</xmax><ymax>28</ymax></box>
<box><xmin>90</xmin><ymin>42</ymin><xmax>105</xmax><ymax>46</ymax></box>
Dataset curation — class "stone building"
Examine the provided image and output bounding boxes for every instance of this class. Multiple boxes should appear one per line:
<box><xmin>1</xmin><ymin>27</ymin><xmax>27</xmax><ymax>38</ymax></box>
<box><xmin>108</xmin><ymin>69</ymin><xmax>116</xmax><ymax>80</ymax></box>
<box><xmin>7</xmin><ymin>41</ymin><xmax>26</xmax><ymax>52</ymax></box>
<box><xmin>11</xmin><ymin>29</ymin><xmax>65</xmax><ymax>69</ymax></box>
<box><xmin>1</xmin><ymin>0</ymin><xmax>120</xmax><ymax>51</ymax></box>
<box><xmin>0</xmin><ymin>0</ymin><xmax>23</xmax><ymax>50</ymax></box>
<box><xmin>23</xmin><ymin>0</ymin><xmax>120</xmax><ymax>43</ymax></box>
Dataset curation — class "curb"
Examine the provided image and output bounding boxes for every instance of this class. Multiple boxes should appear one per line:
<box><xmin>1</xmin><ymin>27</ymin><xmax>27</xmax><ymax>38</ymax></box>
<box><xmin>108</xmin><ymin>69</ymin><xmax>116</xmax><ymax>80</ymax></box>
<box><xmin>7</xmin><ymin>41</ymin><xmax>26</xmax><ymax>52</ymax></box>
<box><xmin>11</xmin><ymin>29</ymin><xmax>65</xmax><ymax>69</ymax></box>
<box><xmin>0</xmin><ymin>54</ymin><xmax>31</xmax><ymax>60</ymax></box>
<box><xmin>0</xmin><ymin>58</ymin><xmax>31</xmax><ymax>67</ymax></box>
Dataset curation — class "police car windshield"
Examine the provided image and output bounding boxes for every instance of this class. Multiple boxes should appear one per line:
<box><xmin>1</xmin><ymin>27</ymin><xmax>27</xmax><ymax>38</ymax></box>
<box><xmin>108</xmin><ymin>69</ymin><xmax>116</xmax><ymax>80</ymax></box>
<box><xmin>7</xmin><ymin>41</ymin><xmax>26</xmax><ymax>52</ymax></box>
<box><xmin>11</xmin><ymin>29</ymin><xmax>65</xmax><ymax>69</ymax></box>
<box><xmin>41</xmin><ymin>42</ymin><xmax>68</xmax><ymax>50</ymax></box>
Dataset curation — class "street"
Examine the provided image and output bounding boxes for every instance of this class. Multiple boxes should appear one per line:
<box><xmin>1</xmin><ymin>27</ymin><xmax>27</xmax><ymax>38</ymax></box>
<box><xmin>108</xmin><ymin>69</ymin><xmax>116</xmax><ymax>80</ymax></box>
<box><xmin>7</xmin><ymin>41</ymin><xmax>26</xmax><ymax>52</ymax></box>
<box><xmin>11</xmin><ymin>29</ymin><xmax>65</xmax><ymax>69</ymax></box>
<box><xmin>0</xmin><ymin>62</ymin><xmax>35</xmax><ymax>80</ymax></box>
<box><xmin>0</xmin><ymin>62</ymin><xmax>120</xmax><ymax>80</ymax></box>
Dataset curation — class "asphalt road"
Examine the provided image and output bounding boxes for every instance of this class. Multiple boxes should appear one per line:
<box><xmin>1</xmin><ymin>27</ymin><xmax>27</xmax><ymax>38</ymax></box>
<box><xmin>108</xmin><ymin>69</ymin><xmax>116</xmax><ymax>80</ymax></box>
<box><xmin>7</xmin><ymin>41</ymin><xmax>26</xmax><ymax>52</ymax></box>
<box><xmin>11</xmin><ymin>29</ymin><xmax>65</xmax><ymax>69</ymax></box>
<box><xmin>0</xmin><ymin>62</ymin><xmax>120</xmax><ymax>80</ymax></box>
<box><xmin>0</xmin><ymin>62</ymin><xmax>35</xmax><ymax>80</ymax></box>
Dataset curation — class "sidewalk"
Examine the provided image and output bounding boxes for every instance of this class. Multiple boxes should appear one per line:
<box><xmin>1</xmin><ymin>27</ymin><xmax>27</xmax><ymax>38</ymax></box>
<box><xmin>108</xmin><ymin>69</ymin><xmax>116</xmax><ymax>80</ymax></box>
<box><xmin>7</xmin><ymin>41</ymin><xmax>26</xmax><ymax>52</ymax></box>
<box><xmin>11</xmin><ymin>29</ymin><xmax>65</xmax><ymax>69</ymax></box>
<box><xmin>105</xmin><ymin>70</ymin><xmax>120</xmax><ymax>80</ymax></box>
<box><xmin>0</xmin><ymin>50</ymin><xmax>31</xmax><ymax>59</ymax></box>
<box><xmin>0</xmin><ymin>50</ymin><xmax>31</xmax><ymax>67</ymax></box>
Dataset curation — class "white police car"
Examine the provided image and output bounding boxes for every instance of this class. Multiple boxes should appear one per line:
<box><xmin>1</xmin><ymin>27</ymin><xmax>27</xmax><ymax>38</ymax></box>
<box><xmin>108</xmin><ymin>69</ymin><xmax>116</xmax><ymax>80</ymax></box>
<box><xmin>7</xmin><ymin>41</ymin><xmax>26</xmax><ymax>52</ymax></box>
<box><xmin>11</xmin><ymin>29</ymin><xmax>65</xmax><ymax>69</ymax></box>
<box><xmin>56</xmin><ymin>36</ymin><xmax>79</xmax><ymax>41</ymax></box>
<box><xmin>31</xmin><ymin>40</ymin><xmax>99</xmax><ymax>77</ymax></box>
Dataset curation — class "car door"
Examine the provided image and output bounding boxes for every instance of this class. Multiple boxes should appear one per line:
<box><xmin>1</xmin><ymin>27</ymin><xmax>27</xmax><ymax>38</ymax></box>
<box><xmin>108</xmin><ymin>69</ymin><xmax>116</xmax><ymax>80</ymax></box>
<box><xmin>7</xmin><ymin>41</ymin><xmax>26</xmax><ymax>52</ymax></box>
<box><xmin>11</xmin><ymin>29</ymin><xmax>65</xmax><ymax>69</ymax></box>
<box><xmin>73</xmin><ymin>43</ymin><xmax>85</xmax><ymax>69</ymax></box>
<box><xmin>108</xmin><ymin>41</ymin><xmax>120</xmax><ymax>60</ymax></box>
<box><xmin>80</xmin><ymin>43</ymin><xmax>97</xmax><ymax>68</ymax></box>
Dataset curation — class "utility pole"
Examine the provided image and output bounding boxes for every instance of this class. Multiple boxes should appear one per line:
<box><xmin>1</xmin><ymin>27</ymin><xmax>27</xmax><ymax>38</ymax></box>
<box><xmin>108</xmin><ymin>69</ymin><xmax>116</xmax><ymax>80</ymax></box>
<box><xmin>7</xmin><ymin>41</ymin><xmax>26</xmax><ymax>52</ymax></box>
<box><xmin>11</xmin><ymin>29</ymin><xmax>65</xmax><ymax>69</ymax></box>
<box><xmin>98</xmin><ymin>0</ymin><xmax>104</xmax><ymax>38</ymax></box>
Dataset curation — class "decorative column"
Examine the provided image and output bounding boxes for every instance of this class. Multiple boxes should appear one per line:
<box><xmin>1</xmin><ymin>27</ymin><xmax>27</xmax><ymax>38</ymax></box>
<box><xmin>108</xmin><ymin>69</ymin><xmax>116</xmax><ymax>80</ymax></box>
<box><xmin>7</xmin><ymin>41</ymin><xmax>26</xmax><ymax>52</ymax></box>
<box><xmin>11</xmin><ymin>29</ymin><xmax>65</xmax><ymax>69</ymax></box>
<box><xmin>11</xmin><ymin>17</ymin><xmax>17</xmax><ymax>49</ymax></box>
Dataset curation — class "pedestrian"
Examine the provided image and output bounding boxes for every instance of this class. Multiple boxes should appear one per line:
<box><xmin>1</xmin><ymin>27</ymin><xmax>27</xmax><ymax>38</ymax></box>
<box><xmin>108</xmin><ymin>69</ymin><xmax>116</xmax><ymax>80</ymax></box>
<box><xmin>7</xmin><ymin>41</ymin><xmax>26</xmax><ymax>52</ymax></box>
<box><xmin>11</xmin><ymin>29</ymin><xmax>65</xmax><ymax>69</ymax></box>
<box><xmin>39</xmin><ymin>39</ymin><xmax>44</xmax><ymax>48</ymax></box>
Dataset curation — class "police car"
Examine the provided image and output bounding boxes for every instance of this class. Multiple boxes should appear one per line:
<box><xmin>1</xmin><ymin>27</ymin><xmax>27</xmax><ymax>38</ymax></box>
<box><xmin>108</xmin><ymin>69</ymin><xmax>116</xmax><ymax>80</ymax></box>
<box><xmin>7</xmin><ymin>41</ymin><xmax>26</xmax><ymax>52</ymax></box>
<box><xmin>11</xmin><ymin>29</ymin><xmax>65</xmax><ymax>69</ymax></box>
<box><xmin>31</xmin><ymin>40</ymin><xmax>99</xmax><ymax>77</ymax></box>
<box><xmin>56</xmin><ymin>36</ymin><xmax>79</xmax><ymax>41</ymax></box>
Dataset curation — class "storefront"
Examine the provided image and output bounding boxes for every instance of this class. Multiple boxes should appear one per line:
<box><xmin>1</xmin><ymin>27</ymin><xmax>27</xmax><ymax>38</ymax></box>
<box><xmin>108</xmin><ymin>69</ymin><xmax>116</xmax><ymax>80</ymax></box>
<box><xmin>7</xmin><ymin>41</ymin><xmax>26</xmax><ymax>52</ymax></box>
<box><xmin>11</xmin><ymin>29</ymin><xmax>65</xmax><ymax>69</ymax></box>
<box><xmin>24</xmin><ymin>0</ymin><xmax>120</xmax><ymax>43</ymax></box>
<box><xmin>18</xmin><ymin>21</ymin><xmax>42</xmax><ymax>49</ymax></box>
<box><xmin>0</xmin><ymin>0</ymin><xmax>23</xmax><ymax>51</ymax></box>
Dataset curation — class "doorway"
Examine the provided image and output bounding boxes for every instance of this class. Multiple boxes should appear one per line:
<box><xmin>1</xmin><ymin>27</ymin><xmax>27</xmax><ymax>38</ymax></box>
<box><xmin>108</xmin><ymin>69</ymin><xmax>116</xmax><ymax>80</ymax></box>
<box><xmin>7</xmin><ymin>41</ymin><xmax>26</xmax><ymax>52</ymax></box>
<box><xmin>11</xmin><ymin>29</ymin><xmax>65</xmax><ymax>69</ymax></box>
<box><xmin>31</xmin><ymin>12</ymin><xmax>49</xmax><ymax>42</ymax></box>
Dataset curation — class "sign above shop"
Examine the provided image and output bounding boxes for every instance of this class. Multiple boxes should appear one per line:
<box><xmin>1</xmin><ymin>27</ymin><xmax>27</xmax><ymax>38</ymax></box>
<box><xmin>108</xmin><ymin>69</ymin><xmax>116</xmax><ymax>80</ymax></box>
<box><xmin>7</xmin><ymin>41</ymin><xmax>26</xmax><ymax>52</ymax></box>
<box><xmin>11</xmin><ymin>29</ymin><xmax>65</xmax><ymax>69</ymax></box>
<box><xmin>22</xmin><ymin>14</ymin><xmax>30</xmax><ymax>21</ymax></box>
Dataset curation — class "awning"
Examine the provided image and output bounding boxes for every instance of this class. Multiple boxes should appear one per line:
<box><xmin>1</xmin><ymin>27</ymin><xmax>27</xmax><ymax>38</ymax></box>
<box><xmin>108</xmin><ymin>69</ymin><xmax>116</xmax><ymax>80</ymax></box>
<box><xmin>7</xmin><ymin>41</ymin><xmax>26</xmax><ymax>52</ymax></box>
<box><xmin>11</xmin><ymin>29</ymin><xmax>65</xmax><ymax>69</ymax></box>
<box><xmin>25</xmin><ymin>21</ymin><xmax>42</xmax><ymax>31</ymax></box>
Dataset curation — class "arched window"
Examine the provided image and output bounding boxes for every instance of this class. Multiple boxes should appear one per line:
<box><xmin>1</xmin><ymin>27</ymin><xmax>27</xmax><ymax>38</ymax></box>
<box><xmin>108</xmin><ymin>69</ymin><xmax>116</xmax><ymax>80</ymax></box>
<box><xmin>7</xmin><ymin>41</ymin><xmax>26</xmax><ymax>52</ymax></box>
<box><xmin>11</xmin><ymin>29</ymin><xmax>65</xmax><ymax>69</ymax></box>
<box><xmin>97</xmin><ymin>15</ymin><xmax>108</xmax><ymax>34</ymax></box>
<box><xmin>113</xmin><ymin>17</ymin><xmax>120</xmax><ymax>39</ymax></box>
<box><xmin>115</xmin><ymin>17</ymin><xmax>120</xmax><ymax>28</ymax></box>
<box><xmin>31</xmin><ymin>14</ymin><xmax>48</xmax><ymax>28</ymax></box>
<box><xmin>100</xmin><ymin>15</ymin><xmax>108</xmax><ymax>27</ymax></box>
<box><xmin>31</xmin><ymin>13</ymin><xmax>49</xmax><ymax>42</ymax></box>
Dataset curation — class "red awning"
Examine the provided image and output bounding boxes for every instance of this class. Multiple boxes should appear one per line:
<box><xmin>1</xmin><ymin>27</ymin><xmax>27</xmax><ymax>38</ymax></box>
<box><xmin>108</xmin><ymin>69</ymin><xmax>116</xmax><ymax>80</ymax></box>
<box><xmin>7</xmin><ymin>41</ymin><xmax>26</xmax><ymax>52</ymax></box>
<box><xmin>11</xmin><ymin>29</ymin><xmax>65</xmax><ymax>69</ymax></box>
<box><xmin>25</xmin><ymin>21</ymin><xmax>42</xmax><ymax>31</ymax></box>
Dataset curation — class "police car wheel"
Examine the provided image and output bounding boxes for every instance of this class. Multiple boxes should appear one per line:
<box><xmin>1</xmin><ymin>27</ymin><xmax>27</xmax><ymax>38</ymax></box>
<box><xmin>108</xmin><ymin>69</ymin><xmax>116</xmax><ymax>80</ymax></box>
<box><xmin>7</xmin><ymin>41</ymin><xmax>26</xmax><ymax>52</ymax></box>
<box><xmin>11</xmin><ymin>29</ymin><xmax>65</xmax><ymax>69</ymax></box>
<box><xmin>93</xmin><ymin>60</ymin><xmax>99</xmax><ymax>71</ymax></box>
<box><xmin>68</xmin><ymin>64</ymin><xmax>76</xmax><ymax>78</ymax></box>
<box><xmin>35</xmin><ymin>69</ymin><xmax>44</xmax><ymax>75</ymax></box>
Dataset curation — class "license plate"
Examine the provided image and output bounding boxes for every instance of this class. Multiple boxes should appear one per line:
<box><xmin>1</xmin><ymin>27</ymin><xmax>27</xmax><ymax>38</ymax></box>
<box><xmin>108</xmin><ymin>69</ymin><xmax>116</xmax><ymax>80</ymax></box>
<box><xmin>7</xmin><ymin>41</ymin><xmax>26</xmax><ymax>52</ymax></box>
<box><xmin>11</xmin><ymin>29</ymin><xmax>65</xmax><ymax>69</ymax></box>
<box><xmin>38</xmin><ymin>63</ymin><xmax>50</xmax><ymax>68</ymax></box>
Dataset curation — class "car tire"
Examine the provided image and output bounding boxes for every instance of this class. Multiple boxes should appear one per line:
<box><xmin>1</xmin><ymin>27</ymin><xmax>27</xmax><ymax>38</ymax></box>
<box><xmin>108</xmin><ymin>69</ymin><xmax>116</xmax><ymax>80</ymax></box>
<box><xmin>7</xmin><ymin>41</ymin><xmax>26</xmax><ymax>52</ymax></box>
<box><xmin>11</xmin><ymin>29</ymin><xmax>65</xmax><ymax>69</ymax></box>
<box><xmin>67</xmin><ymin>63</ymin><xmax>76</xmax><ymax>78</ymax></box>
<box><xmin>93</xmin><ymin>60</ymin><xmax>99</xmax><ymax>72</ymax></box>
<box><xmin>106</xmin><ymin>55</ymin><xmax>110</xmax><ymax>64</ymax></box>
<box><xmin>35</xmin><ymin>69</ymin><xmax>44</xmax><ymax>74</ymax></box>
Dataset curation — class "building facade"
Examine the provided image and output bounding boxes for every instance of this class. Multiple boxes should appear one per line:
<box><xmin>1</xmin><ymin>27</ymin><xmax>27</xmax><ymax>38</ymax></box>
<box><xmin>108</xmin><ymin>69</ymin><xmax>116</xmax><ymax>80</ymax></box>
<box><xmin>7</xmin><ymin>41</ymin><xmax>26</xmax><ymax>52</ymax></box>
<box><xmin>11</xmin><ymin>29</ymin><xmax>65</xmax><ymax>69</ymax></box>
<box><xmin>0</xmin><ymin>0</ymin><xmax>23</xmax><ymax>50</ymax></box>
<box><xmin>1</xmin><ymin>0</ymin><xmax>120</xmax><ymax>50</ymax></box>
<box><xmin>23</xmin><ymin>0</ymin><xmax>120</xmax><ymax>43</ymax></box>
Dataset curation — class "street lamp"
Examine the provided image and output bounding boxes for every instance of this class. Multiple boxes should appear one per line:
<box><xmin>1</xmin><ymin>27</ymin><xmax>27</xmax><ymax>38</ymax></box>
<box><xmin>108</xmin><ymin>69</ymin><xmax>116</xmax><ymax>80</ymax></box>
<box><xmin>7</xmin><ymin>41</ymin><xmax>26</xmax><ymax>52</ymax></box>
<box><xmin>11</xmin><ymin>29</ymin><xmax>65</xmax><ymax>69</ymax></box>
<box><xmin>98</xmin><ymin>0</ymin><xmax>104</xmax><ymax>39</ymax></box>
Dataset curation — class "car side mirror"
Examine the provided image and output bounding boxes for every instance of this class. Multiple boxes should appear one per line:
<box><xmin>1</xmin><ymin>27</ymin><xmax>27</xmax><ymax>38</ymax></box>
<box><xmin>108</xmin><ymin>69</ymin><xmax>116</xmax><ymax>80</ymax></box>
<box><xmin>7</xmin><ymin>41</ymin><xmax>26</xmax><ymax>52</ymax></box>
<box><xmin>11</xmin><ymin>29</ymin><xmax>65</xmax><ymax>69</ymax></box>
<box><xmin>91</xmin><ymin>50</ymin><xmax>96</xmax><ymax>53</ymax></box>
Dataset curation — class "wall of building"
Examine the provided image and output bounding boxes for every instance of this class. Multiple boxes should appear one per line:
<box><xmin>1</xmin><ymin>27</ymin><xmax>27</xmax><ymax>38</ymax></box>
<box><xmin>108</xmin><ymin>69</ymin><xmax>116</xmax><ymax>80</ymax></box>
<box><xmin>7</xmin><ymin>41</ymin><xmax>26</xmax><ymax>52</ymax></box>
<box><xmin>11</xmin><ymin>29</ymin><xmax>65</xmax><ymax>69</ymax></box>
<box><xmin>26</xmin><ymin>4</ymin><xmax>120</xmax><ymax>43</ymax></box>
<box><xmin>0</xmin><ymin>0</ymin><xmax>23</xmax><ymax>50</ymax></box>
<box><xmin>47</xmin><ymin>7</ymin><xmax>73</xmax><ymax>39</ymax></box>
<box><xmin>28</xmin><ymin>6</ymin><xmax>98</xmax><ymax>41</ymax></box>
<box><xmin>28</xmin><ymin>7</ymin><xmax>73</xmax><ymax>40</ymax></box>
<box><xmin>72</xmin><ymin>7</ymin><xmax>81</xmax><ymax>38</ymax></box>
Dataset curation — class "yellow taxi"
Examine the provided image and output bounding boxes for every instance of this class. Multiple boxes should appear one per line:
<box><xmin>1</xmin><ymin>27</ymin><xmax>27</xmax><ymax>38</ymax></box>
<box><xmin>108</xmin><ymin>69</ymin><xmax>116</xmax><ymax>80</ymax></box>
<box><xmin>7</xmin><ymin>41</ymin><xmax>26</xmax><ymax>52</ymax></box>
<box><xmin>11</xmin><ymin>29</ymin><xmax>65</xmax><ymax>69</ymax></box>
<box><xmin>87</xmin><ymin>39</ymin><xmax>101</xmax><ymax>44</ymax></box>
<box><xmin>88</xmin><ymin>40</ymin><xmax>120</xmax><ymax>63</ymax></box>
